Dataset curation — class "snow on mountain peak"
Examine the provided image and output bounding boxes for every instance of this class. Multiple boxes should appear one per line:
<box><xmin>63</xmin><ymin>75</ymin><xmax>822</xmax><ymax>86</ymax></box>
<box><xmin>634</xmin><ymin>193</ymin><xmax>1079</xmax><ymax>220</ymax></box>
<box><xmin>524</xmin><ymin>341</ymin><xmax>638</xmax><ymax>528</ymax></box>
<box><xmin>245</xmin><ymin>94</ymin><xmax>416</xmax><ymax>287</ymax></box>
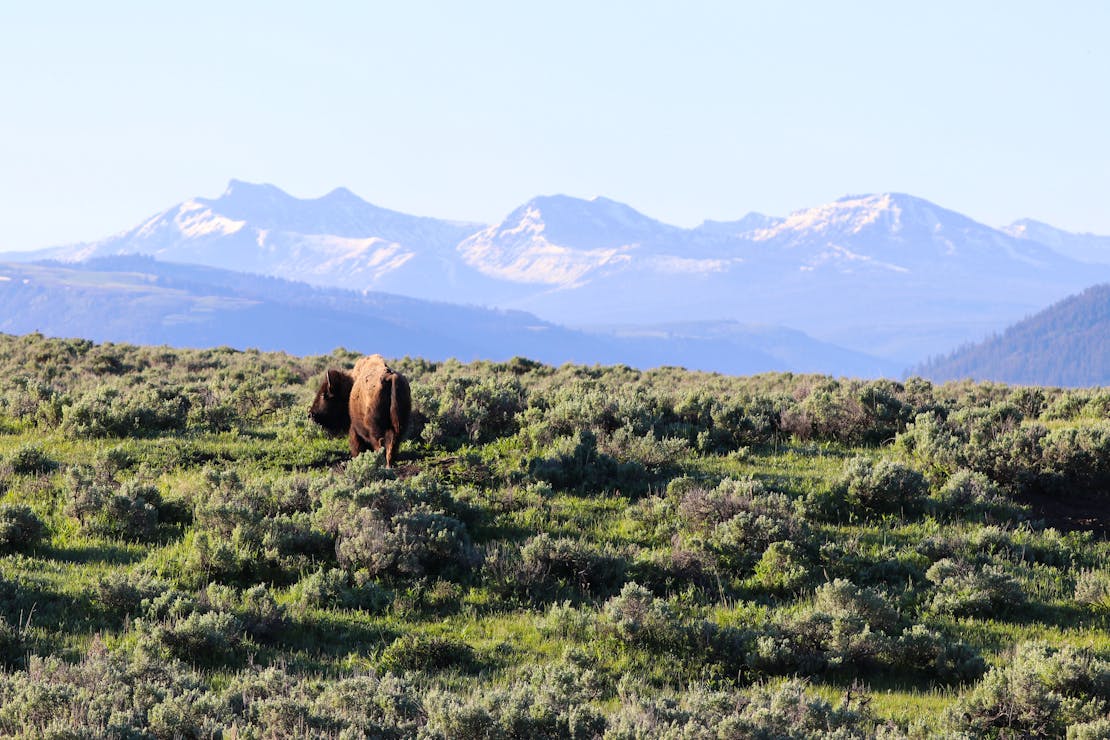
<box><xmin>22</xmin><ymin>182</ymin><xmax>1099</xmax><ymax>332</ymax></box>
<box><xmin>173</xmin><ymin>200</ymin><xmax>246</xmax><ymax>239</ymax></box>
<box><xmin>520</xmin><ymin>194</ymin><xmax>654</xmax><ymax>227</ymax></box>
<box><xmin>1002</xmin><ymin>218</ymin><xmax>1069</xmax><ymax>244</ymax></box>
<box><xmin>457</xmin><ymin>199</ymin><xmax>635</xmax><ymax>286</ymax></box>
<box><xmin>456</xmin><ymin>193</ymin><xmax>746</xmax><ymax>286</ymax></box>
<box><xmin>744</xmin><ymin>193</ymin><xmax>998</xmax><ymax>247</ymax></box>
<box><xmin>752</xmin><ymin>193</ymin><xmax>902</xmax><ymax>240</ymax></box>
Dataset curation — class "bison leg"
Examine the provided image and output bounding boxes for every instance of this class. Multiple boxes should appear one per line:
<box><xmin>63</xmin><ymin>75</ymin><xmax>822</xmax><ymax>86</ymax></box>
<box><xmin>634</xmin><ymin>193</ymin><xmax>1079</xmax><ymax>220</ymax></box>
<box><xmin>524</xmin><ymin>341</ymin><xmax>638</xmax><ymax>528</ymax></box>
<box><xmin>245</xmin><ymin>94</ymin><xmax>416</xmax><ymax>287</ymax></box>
<box><xmin>383</xmin><ymin>429</ymin><xmax>397</xmax><ymax>468</ymax></box>
<box><xmin>349</xmin><ymin>427</ymin><xmax>372</xmax><ymax>457</ymax></box>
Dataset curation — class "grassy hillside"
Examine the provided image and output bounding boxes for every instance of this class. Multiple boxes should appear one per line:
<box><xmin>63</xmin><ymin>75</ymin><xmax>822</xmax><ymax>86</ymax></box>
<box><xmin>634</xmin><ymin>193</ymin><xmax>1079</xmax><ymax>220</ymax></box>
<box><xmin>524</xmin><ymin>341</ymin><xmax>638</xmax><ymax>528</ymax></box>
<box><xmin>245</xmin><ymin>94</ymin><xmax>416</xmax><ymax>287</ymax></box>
<box><xmin>916</xmin><ymin>283</ymin><xmax>1110</xmax><ymax>386</ymax></box>
<box><xmin>0</xmin><ymin>332</ymin><xmax>1108</xmax><ymax>738</ymax></box>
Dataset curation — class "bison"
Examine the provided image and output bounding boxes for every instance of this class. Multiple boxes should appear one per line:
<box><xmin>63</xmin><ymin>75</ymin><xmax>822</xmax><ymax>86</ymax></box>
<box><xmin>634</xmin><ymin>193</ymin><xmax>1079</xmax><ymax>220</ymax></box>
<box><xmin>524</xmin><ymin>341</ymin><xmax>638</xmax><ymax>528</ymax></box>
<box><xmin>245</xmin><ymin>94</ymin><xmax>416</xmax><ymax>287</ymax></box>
<box><xmin>309</xmin><ymin>354</ymin><xmax>411</xmax><ymax>467</ymax></box>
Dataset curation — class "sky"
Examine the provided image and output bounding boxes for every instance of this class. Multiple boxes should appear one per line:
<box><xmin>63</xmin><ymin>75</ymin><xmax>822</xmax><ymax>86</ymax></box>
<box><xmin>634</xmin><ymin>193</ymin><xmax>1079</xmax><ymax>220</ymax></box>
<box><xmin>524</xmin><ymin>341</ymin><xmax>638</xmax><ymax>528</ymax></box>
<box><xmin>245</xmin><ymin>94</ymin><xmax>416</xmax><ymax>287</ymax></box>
<box><xmin>2</xmin><ymin>1</ymin><xmax>1109</xmax><ymax>251</ymax></box>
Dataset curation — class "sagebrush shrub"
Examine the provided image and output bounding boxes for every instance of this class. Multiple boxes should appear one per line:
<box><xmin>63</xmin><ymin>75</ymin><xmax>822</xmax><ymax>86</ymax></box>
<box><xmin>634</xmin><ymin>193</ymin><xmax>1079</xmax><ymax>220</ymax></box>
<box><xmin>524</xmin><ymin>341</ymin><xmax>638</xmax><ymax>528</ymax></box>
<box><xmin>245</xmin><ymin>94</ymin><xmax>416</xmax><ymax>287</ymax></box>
<box><xmin>1069</xmin><ymin>718</ymin><xmax>1110</xmax><ymax>740</ymax></box>
<box><xmin>378</xmin><ymin>633</ymin><xmax>477</xmax><ymax>674</ymax></box>
<box><xmin>513</xmin><ymin>533</ymin><xmax>627</xmax><ymax>599</ymax></box>
<box><xmin>100</xmin><ymin>483</ymin><xmax>162</xmax><ymax>541</ymax></box>
<box><xmin>66</xmin><ymin>466</ymin><xmax>162</xmax><ymax>541</ymax></box>
<box><xmin>178</xmin><ymin>529</ymin><xmax>255</xmax><ymax>587</ymax></box>
<box><xmin>605</xmin><ymin>679</ymin><xmax>893</xmax><ymax>739</ymax></box>
<box><xmin>292</xmin><ymin>567</ymin><xmax>350</xmax><ymax>609</ymax></box>
<box><xmin>812</xmin><ymin>578</ymin><xmax>901</xmax><ymax>633</ymax></box>
<box><xmin>601</xmin><ymin>582</ymin><xmax>684</xmax><ymax>649</ymax></box>
<box><xmin>835</xmin><ymin>457</ymin><xmax>928</xmax><ymax>516</ymax></box>
<box><xmin>342</xmin><ymin>448</ymin><xmax>393</xmax><ymax>487</ymax></box>
<box><xmin>149</xmin><ymin>610</ymin><xmax>243</xmax><ymax>664</ymax></box>
<box><xmin>702</xmin><ymin>394</ymin><xmax>783</xmax><ymax>451</ymax></box>
<box><xmin>751</xmin><ymin>540</ymin><xmax>812</xmax><ymax>594</ymax></box>
<box><xmin>1042</xmin><ymin>423</ymin><xmax>1110</xmax><ymax>492</ymax></box>
<box><xmin>316</xmin><ymin>472</ymin><xmax>464</xmax><ymax>528</ymax></box>
<box><xmin>290</xmin><ymin>567</ymin><xmax>390</xmax><ymax>612</ymax></box>
<box><xmin>418</xmin><ymin>375</ymin><xmax>525</xmax><ymax>448</ymax></box>
<box><xmin>686</xmin><ymin>481</ymin><xmax>806</xmax><ymax>575</ymax></box>
<box><xmin>892</xmin><ymin>624</ymin><xmax>986</xmax><ymax>683</ymax></box>
<box><xmin>598</xmin><ymin>425</ymin><xmax>689</xmax><ymax>469</ymax></box>
<box><xmin>946</xmin><ymin>641</ymin><xmax>1110</xmax><ymax>737</ymax></box>
<box><xmin>0</xmin><ymin>504</ymin><xmax>46</xmax><ymax>553</ymax></box>
<box><xmin>335</xmin><ymin>504</ymin><xmax>478</xmax><ymax>580</ymax></box>
<box><xmin>3</xmin><ymin>442</ymin><xmax>54</xmax><ymax>475</ymax></box>
<box><xmin>709</xmin><ymin>508</ymin><xmax>799</xmax><ymax>574</ymax></box>
<box><xmin>0</xmin><ymin>375</ymin><xmax>58</xmax><ymax>423</ymax></box>
<box><xmin>750</xmin><ymin>578</ymin><xmax>929</xmax><ymax>676</ymax></box>
<box><xmin>94</xmin><ymin>570</ymin><xmax>167</xmax><ymax>617</ymax></box>
<box><xmin>186</xmin><ymin>469</ymin><xmax>333</xmax><ymax>583</ymax></box>
<box><xmin>1074</xmin><ymin>569</ymin><xmax>1110</xmax><ymax>611</ymax></box>
<box><xmin>62</xmin><ymin>384</ymin><xmax>189</xmax><ymax>438</ymax></box>
<box><xmin>421</xmin><ymin>653</ymin><xmax>606</xmax><ymax>740</ymax></box>
<box><xmin>894</xmin><ymin>410</ymin><xmax>963</xmax><ymax>478</ymax></box>
<box><xmin>145</xmin><ymin>688</ymin><xmax>226</xmax><ymax>739</ymax></box>
<box><xmin>678</xmin><ymin>476</ymin><xmax>768</xmax><ymax>530</ymax></box>
<box><xmin>932</xmin><ymin>469</ymin><xmax>1021</xmax><ymax>519</ymax></box>
<box><xmin>925</xmin><ymin>557</ymin><xmax>1026</xmax><ymax>617</ymax></box>
<box><xmin>201</xmin><ymin>583</ymin><xmax>287</xmax><ymax>641</ymax></box>
<box><xmin>529</xmin><ymin>429</ymin><xmax>649</xmax><ymax>494</ymax></box>
<box><xmin>310</xmin><ymin>673</ymin><xmax>424</xmax><ymax>738</ymax></box>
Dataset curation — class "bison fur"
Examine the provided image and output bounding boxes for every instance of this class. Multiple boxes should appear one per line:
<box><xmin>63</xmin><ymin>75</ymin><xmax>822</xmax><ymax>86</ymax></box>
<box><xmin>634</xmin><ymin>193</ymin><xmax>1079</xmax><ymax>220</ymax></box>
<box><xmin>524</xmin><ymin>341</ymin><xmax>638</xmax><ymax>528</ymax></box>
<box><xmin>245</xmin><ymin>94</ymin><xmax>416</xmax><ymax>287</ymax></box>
<box><xmin>309</xmin><ymin>354</ymin><xmax>411</xmax><ymax>467</ymax></box>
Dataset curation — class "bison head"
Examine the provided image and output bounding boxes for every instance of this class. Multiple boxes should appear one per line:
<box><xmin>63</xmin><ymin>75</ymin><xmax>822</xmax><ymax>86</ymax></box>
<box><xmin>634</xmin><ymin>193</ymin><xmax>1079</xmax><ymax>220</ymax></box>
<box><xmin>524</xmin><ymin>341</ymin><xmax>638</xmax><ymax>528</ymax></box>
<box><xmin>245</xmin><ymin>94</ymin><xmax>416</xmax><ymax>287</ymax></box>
<box><xmin>309</xmin><ymin>368</ymin><xmax>353</xmax><ymax>435</ymax></box>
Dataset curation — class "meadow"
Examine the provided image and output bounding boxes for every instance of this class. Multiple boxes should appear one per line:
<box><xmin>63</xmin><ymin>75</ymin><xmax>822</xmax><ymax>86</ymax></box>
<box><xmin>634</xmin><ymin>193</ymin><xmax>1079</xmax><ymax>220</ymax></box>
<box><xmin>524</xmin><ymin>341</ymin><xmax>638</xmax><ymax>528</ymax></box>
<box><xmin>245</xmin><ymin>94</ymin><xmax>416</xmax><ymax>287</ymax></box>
<box><xmin>0</xmin><ymin>332</ymin><xmax>1107</xmax><ymax>738</ymax></box>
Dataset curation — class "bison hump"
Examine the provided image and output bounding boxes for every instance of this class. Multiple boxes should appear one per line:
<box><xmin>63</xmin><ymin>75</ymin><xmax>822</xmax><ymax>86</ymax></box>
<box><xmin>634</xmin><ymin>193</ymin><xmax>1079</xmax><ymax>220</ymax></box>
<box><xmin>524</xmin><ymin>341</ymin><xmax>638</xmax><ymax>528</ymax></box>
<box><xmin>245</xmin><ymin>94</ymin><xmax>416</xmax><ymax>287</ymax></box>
<box><xmin>353</xmin><ymin>354</ymin><xmax>390</xmax><ymax>380</ymax></box>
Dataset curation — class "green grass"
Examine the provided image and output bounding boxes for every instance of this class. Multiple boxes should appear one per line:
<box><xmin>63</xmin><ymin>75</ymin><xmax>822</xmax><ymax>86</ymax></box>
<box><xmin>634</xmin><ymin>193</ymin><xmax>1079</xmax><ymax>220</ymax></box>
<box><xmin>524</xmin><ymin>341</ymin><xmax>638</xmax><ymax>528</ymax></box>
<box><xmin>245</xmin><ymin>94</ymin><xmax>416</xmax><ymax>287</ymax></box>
<box><xmin>1</xmin><ymin>335</ymin><xmax>1108</xmax><ymax>736</ymax></box>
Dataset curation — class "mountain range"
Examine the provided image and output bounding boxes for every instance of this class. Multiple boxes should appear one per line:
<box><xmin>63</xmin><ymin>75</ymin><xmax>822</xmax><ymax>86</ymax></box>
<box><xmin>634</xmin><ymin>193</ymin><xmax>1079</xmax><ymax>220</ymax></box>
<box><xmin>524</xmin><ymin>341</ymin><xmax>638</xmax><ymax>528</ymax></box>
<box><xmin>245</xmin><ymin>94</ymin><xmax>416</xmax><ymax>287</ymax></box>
<box><xmin>0</xmin><ymin>255</ymin><xmax>898</xmax><ymax>377</ymax></box>
<box><xmin>4</xmin><ymin>180</ymin><xmax>1110</xmax><ymax>378</ymax></box>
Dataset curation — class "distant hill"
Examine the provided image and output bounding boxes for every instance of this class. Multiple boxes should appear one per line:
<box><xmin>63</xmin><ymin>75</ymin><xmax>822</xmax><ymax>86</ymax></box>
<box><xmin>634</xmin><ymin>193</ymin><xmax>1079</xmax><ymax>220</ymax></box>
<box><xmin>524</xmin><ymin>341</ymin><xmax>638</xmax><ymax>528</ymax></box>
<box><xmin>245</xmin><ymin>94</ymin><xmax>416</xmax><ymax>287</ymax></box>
<box><xmin>914</xmin><ymin>284</ymin><xmax>1110</xmax><ymax>386</ymax></box>
<box><xmin>6</xmin><ymin>181</ymin><xmax>1108</xmax><ymax>364</ymax></box>
<box><xmin>1003</xmin><ymin>219</ymin><xmax>1110</xmax><ymax>264</ymax></box>
<box><xmin>0</xmin><ymin>256</ymin><xmax>900</xmax><ymax>376</ymax></box>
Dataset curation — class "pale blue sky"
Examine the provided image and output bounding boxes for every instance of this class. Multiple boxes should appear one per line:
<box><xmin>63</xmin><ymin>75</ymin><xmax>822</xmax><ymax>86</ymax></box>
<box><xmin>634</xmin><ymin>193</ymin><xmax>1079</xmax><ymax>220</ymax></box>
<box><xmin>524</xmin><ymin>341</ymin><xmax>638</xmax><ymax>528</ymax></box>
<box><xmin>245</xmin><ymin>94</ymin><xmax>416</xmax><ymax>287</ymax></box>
<box><xmin>2</xmin><ymin>1</ymin><xmax>1108</xmax><ymax>251</ymax></box>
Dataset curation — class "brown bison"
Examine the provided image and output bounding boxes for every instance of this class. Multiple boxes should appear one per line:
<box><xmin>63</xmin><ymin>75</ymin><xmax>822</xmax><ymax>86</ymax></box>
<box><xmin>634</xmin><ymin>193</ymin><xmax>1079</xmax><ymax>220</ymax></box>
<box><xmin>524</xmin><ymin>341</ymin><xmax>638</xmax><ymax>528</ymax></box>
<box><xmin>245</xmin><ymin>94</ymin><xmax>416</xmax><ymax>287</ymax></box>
<box><xmin>309</xmin><ymin>354</ymin><xmax>411</xmax><ymax>467</ymax></box>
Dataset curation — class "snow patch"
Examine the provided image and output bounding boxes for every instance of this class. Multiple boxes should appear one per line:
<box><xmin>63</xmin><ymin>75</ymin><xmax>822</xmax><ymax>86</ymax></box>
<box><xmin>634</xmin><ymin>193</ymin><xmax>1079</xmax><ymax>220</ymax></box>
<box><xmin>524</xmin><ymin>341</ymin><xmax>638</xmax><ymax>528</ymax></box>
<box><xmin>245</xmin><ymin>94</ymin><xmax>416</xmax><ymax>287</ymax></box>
<box><xmin>173</xmin><ymin>201</ymin><xmax>246</xmax><ymax>238</ymax></box>
<box><xmin>805</xmin><ymin>243</ymin><xmax>910</xmax><ymax>274</ymax></box>
<box><xmin>289</xmin><ymin>235</ymin><xmax>416</xmax><ymax>281</ymax></box>
<box><xmin>649</xmin><ymin>256</ymin><xmax>737</xmax><ymax>275</ymax></box>
<box><xmin>460</xmin><ymin>233</ymin><xmax>632</xmax><ymax>285</ymax></box>
<box><xmin>458</xmin><ymin>213</ymin><xmax>636</xmax><ymax>285</ymax></box>
<box><xmin>752</xmin><ymin>194</ymin><xmax>901</xmax><ymax>241</ymax></box>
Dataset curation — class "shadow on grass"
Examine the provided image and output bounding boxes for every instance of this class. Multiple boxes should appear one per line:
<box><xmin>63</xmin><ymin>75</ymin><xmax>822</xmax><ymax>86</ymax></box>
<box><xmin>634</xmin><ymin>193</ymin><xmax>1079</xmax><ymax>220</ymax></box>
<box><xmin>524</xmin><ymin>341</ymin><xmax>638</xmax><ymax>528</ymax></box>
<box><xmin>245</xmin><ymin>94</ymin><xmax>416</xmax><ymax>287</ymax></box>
<box><xmin>248</xmin><ymin>612</ymin><xmax>401</xmax><ymax>674</ymax></box>
<box><xmin>42</xmin><ymin>542</ymin><xmax>145</xmax><ymax>566</ymax></box>
<box><xmin>0</xmin><ymin>577</ymin><xmax>124</xmax><ymax>656</ymax></box>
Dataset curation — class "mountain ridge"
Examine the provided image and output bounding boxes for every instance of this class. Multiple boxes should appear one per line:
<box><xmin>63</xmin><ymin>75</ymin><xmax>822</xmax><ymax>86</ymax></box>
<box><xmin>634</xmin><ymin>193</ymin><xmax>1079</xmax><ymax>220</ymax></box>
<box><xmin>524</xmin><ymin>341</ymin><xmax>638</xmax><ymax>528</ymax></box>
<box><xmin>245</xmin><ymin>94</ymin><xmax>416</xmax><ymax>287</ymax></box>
<box><xmin>1003</xmin><ymin>219</ymin><xmax>1110</xmax><ymax>265</ymax></box>
<box><xmin>5</xmin><ymin>180</ymin><xmax>1109</xmax><ymax>365</ymax></box>
<box><xmin>0</xmin><ymin>254</ymin><xmax>900</xmax><ymax>377</ymax></box>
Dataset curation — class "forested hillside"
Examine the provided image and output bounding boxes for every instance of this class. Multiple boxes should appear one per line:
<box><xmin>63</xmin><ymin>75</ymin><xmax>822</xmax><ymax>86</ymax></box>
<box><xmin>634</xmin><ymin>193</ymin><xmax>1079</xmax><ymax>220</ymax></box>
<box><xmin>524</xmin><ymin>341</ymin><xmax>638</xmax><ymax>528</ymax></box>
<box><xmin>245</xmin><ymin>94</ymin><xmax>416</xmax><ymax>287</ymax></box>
<box><xmin>0</xmin><ymin>332</ymin><xmax>1108</xmax><ymax>737</ymax></box>
<box><xmin>917</xmin><ymin>283</ymin><xmax>1110</xmax><ymax>386</ymax></box>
